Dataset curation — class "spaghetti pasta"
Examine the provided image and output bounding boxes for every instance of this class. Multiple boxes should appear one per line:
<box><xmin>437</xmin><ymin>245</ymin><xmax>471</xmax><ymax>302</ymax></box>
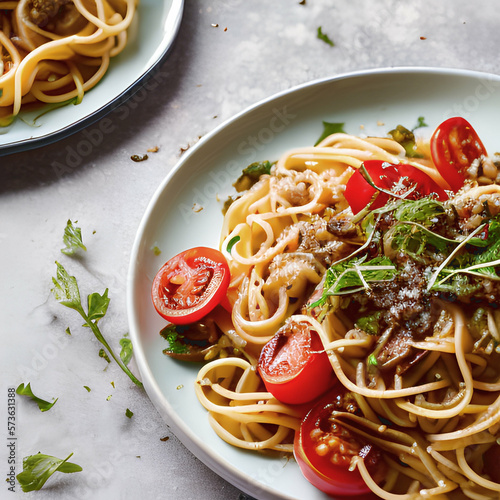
<box><xmin>0</xmin><ymin>0</ymin><xmax>137</xmax><ymax>123</ymax></box>
<box><xmin>168</xmin><ymin>123</ymin><xmax>500</xmax><ymax>498</ymax></box>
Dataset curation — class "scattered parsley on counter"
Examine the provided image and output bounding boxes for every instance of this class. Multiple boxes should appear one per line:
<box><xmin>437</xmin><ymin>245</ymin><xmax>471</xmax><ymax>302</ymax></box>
<box><xmin>119</xmin><ymin>337</ymin><xmax>133</xmax><ymax>365</ymax></box>
<box><xmin>317</xmin><ymin>26</ymin><xmax>334</xmax><ymax>46</ymax></box>
<box><xmin>16</xmin><ymin>452</ymin><xmax>82</xmax><ymax>492</ymax></box>
<box><xmin>16</xmin><ymin>383</ymin><xmax>58</xmax><ymax>412</ymax></box>
<box><xmin>51</xmin><ymin>261</ymin><xmax>143</xmax><ymax>388</ymax></box>
<box><xmin>125</xmin><ymin>408</ymin><xmax>134</xmax><ymax>418</ymax></box>
<box><xmin>99</xmin><ymin>348</ymin><xmax>111</xmax><ymax>363</ymax></box>
<box><xmin>61</xmin><ymin>220</ymin><xmax>87</xmax><ymax>256</ymax></box>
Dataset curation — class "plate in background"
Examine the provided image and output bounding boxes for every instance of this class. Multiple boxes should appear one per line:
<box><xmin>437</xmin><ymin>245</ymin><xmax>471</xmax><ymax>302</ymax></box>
<box><xmin>128</xmin><ymin>67</ymin><xmax>500</xmax><ymax>500</ymax></box>
<box><xmin>0</xmin><ymin>0</ymin><xmax>183</xmax><ymax>156</ymax></box>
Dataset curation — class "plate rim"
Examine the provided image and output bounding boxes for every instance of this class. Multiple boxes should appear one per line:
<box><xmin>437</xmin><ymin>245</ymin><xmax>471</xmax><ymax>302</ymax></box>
<box><xmin>127</xmin><ymin>65</ymin><xmax>500</xmax><ymax>500</ymax></box>
<box><xmin>0</xmin><ymin>0</ymin><xmax>184</xmax><ymax>156</ymax></box>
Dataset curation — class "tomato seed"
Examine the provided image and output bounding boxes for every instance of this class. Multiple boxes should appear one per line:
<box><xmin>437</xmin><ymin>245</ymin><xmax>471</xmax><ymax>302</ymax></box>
<box><xmin>315</xmin><ymin>443</ymin><xmax>329</xmax><ymax>457</ymax></box>
<box><xmin>169</xmin><ymin>274</ymin><xmax>186</xmax><ymax>285</ymax></box>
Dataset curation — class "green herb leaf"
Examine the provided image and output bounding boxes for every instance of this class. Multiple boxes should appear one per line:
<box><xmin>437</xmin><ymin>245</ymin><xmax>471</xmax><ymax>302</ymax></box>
<box><xmin>125</xmin><ymin>408</ymin><xmax>134</xmax><ymax>419</ymax></box>
<box><xmin>413</xmin><ymin>116</ymin><xmax>427</xmax><ymax>130</ymax></box>
<box><xmin>388</xmin><ymin>124</ymin><xmax>423</xmax><ymax>158</ymax></box>
<box><xmin>119</xmin><ymin>337</ymin><xmax>133</xmax><ymax>365</ymax></box>
<box><xmin>317</xmin><ymin>26</ymin><xmax>334</xmax><ymax>46</ymax></box>
<box><xmin>233</xmin><ymin>161</ymin><xmax>273</xmax><ymax>192</ymax></box>
<box><xmin>393</xmin><ymin>198</ymin><xmax>445</xmax><ymax>224</ymax></box>
<box><xmin>16</xmin><ymin>383</ymin><xmax>57</xmax><ymax>412</ymax></box>
<box><xmin>61</xmin><ymin>220</ymin><xmax>87</xmax><ymax>256</ymax></box>
<box><xmin>83</xmin><ymin>386</ymin><xmax>91</xmax><ymax>392</ymax></box>
<box><xmin>16</xmin><ymin>452</ymin><xmax>82</xmax><ymax>492</ymax></box>
<box><xmin>160</xmin><ymin>324</ymin><xmax>189</xmax><ymax>354</ymax></box>
<box><xmin>226</xmin><ymin>235</ymin><xmax>240</xmax><ymax>253</ymax></box>
<box><xmin>315</xmin><ymin>121</ymin><xmax>346</xmax><ymax>146</ymax></box>
<box><xmin>87</xmin><ymin>290</ymin><xmax>110</xmax><ymax>323</ymax></box>
<box><xmin>355</xmin><ymin>311</ymin><xmax>383</xmax><ymax>335</ymax></box>
<box><xmin>313</xmin><ymin>256</ymin><xmax>397</xmax><ymax>306</ymax></box>
<box><xmin>51</xmin><ymin>261</ymin><xmax>84</xmax><ymax>314</ymax></box>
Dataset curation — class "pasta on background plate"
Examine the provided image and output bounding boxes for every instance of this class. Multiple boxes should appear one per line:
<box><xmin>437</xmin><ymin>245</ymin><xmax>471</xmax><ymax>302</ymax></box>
<box><xmin>0</xmin><ymin>0</ymin><xmax>137</xmax><ymax>124</ymax></box>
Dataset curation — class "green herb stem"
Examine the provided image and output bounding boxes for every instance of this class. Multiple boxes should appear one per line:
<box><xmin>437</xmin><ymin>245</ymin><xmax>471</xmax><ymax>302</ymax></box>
<box><xmin>86</xmin><ymin>318</ymin><xmax>143</xmax><ymax>388</ymax></box>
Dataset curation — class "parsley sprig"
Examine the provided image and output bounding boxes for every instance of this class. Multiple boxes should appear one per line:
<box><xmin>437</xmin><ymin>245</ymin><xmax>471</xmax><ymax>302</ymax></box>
<box><xmin>51</xmin><ymin>261</ymin><xmax>143</xmax><ymax>388</ymax></box>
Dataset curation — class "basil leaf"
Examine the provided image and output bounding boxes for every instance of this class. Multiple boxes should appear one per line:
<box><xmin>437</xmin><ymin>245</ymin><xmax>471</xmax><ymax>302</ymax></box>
<box><xmin>17</xmin><ymin>452</ymin><xmax>82</xmax><ymax>492</ymax></box>
<box><xmin>393</xmin><ymin>198</ymin><xmax>445</xmax><ymax>224</ymax></box>
<box><xmin>315</xmin><ymin>121</ymin><xmax>345</xmax><ymax>146</ymax></box>
<box><xmin>313</xmin><ymin>256</ymin><xmax>396</xmax><ymax>306</ymax></box>
<box><xmin>16</xmin><ymin>383</ymin><xmax>57</xmax><ymax>412</ymax></box>
<box><xmin>61</xmin><ymin>220</ymin><xmax>87</xmax><ymax>256</ymax></box>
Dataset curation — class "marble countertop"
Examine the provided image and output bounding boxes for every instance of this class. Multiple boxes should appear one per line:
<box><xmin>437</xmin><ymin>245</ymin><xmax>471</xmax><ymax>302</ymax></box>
<box><xmin>2</xmin><ymin>1</ymin><xmax>500</xmax><ymax>499</ymax></box>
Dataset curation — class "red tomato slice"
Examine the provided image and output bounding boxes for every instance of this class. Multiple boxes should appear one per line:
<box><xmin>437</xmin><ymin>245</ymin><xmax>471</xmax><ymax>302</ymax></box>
<box><xmin>151</xmin><ymin>247</ymin><xmax>230</xmax><ymax>325</ymax></box>
<box><xmin>344</xmin><ymin>160</ymin><xmax>448</xmax><ymax>215</ymax></box>
<box><xmin>257</xmin><ymin>320</ymin><xmax>335</xmax><ymax>405</ymax></box>
<box><xmin>294</xmin><ymin>390</ymin><xmax>384</xmax><ymax>497</ymax></box>
<box><xmin>430</xmin><ymin>117</ymin><xmax>487</xmax><ymax>192</ymax></box>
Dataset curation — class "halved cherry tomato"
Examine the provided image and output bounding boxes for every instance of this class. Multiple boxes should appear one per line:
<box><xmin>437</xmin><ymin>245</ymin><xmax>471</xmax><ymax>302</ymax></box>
<box><xmin>430</xmin><ymin>117</ymin><xmax>487</xmax><ymax>192</ymax></box>
<box><xmin>257</xmin><ymin>320</ymin><xmax>335</xmax><ymax>405</ymax></box>
<box><xmin>344</xmin><ymin>160</ymin><xmax>448</xmax><ymax>215</ymax></box>
<box><xmin>294</xmin><ymin>389</ymin><xmax>384</xmax><ymax>497</ymax></box>
<box><xmin>151</xmin><ymin>247</ymin><xmax>230</xmax><ymax>325</ymax></box>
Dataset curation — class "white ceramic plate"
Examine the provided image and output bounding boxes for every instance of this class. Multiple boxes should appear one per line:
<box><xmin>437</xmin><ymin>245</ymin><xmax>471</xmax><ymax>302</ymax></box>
<box><xmin>0</xmin><ymin>0</ymin><xmax>183</xmax><ymax>155</ymax></box>
<box><xmin>127</xmin><ymin>67</ymin><xmax>500</xmax><ymax>500</ymax></box>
